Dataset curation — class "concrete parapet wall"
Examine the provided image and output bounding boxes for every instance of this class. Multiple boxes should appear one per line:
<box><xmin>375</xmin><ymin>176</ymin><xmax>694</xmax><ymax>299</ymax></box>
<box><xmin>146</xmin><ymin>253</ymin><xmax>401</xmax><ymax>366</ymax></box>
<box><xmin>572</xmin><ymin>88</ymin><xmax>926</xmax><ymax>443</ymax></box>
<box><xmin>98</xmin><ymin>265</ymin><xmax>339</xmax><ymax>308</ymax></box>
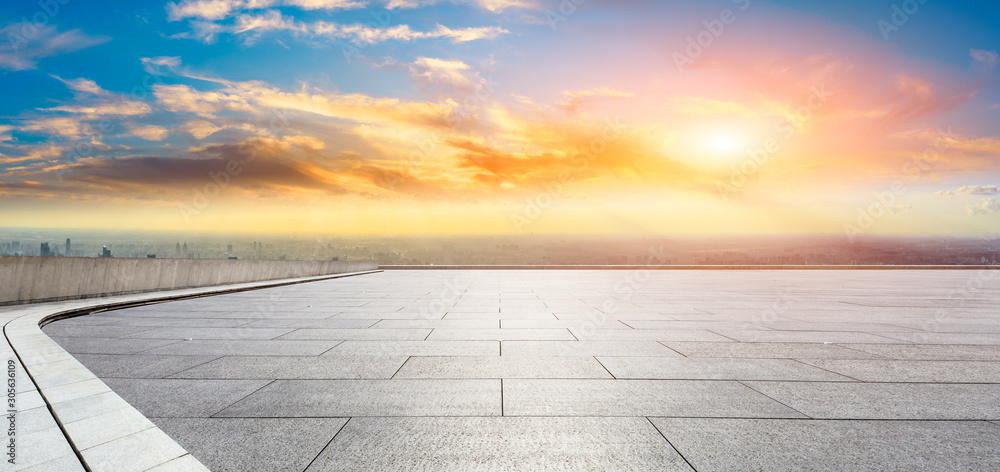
<box><xmin>0</xmin><ymin>257</ymin><xmax>377</xmax><ymax>305</ymax></box>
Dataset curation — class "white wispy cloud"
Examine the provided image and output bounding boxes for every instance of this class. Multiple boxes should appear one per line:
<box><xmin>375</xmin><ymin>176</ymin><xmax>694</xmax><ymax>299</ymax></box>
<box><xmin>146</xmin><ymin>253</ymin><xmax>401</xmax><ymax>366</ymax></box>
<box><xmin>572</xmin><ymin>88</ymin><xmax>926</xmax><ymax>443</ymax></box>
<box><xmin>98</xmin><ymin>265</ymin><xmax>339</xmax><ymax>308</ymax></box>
<box><xmin>152</xmin><ymin>76</ymin><xmax>465</xmax><ymax>131</ymax></box>
<box><xmin>970</xmin><ymin>49</ymin><xmax>999</xmax><ymax>68</ymax></box>
<box><xmin>41</xmin><ymin>77</ymin><xmax>152</xmax><ymax>116</ymax></box>
<box><xmin>0</xmin><ymin>144</ymin><xmax>67</xmax><ymax>165</ymax></box>
<box><xmin>385</xmin><ymin>0</ymin><xmax>538</xmax><ymax>13</ymax></box>
<box><xmin>186</xmin><ymin>10</ymin><xmax>510</xmax><ymax>44</ymax></box>
<box><xmin>46</xmin><ymin>102</ymin><xmax>152</xmax><ymax>116</ymax></box>
<box><xmin>167</xmin><ymin>0</ymin><xmax>534</xmax><ymax>21</ymax></box>
<box><xmin>957</xmin><ymin>185</ymin><xmax>998</xmax><ymax>195</ymax></box>
<box><xmin>141</xmin><ymin>56</ymin><xmax>183</xmax><ymax>74</ymax></box>
<box><xmin>409</xmin><ymin>57</ymin><xmax>475</xmax><ymax>91</ymax></box>
<box><xmin>181</xmin><ymin>120</ymin><xmax>224</xmax><ymax>139</ymax></box>
<box><xmin>20</xmin><ymin>117</ymin><xmax>94</xmax><ymax>140</ymax></box>
<box><xmin>0</xmin><ymin>24</ymin><xmax>109</xmax><ymax>71</ymax></box>
<box><xmin>967</xmin><ymin>198</ymin><xmax>1000</xmax><ymax>215</ymax></box>
<box><xmin>128</xmin><ymin>124</ymin><xmax>171</xmax><ymax>141</ymax></box>
<box><xmin>154</xmin><ymin>84</ymin><xmax>254</xmax><ymax>117</ymax></box>
<box><xmin>559</xmin><ymin>87</ymin><xmax>634</xmax><ymax>114</ymax></box>
<box><xmin>50</xmin><ymin>76</ymin><xmax>108</xmax><ymax>96</ymax></box>
<box><xmin>167</xmin><ymin>0</ymin><xmax>365</xmax><ymax>21</ymax></box>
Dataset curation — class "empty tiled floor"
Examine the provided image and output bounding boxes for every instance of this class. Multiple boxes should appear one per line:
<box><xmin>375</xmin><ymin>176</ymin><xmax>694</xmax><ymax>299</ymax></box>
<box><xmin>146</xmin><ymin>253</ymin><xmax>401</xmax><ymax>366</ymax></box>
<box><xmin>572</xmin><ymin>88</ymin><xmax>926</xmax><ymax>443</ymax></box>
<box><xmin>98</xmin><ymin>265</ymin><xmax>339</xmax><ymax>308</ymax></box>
<box><xmin>44</xmin><ymin>270</ymin><xmax>1000</xmax><ymax>471</ymax></box>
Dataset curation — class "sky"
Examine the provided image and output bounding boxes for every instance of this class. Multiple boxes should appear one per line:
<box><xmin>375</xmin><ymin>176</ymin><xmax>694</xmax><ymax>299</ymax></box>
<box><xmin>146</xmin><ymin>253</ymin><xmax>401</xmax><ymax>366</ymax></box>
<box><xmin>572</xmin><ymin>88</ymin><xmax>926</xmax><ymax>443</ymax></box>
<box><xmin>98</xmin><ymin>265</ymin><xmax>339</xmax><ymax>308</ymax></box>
<box><xmin>1</xmin><ymin>0</ymin><xmax>999</xmax><ymax>237</ymax></box>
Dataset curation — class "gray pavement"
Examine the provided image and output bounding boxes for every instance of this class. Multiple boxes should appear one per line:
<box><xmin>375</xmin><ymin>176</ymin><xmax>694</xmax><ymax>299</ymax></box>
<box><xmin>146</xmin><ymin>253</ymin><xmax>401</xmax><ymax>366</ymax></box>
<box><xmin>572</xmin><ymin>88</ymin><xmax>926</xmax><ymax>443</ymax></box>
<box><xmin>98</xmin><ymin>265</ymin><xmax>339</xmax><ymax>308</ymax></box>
<box><xmin>43</xmin><ymin>270</ymin><xmax>1000</xmax><ymax>471</ymax></box>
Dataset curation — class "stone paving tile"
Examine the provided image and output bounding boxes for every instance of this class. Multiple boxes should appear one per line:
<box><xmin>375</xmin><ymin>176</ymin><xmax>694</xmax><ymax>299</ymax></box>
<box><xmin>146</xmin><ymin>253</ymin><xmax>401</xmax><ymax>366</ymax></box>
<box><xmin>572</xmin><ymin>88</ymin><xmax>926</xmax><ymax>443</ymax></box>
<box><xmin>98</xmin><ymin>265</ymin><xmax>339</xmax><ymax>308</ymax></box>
<box><xmin>104</xmin><ymin>379</ymin><xmax>270</xmax><ymax>417</ymax></box>
<box><xmin>499</xmin><ymin>319</ymin><xmax>634</xmax><ymax>329</ymax></box>
<box><xmin>394</xmin><ymin>356</ymin><xmax>612</xmax><ymax>379</ymax></box>
<box><xmin>887</xmin><ymin>323</ymin><xmax>1000</xmax><ymax>334</ymax></box>
<box><xmin>569</xmin><ymin>329</ymin><xmax>733</xmax><ymax>342</ymax></box>
<box><xmin>597</xmin><ymin>357</ymin><xmax>854</xmax><ymax>381</ymax></box>
<box><xmin>38</xmin><ymin>315</ymin><xmax>118</xmax><ymax>326</ymax></box>
<box><xmin>51</xmin><ymin>391</ymin><xmax>136</xmax><ymax>424</ymax></box>
<box><xmin>143</xmin><ymin>454</ymin><xmax>206</xmax><ymax>472</ymax></box>
<box><xmin>16</xmin><ymin>405</ymin><xmax>61</xmax><ymax>436</ymax></box>
<box><xmin>141</xmin><ymin>339</ymin><xmax>341</xmax><ymax>356</ymax></box>
<box><xmin>63</xmin><ymin>406</ymin><xmax>157</xmax><ymax>450</ymax></box>
<box><xmin>663</xmin><ymin>342</ymin><xmax>888</xmax><ymax>359</ymax></box>
<box><xmin>501</xmin><ymin>340</ymin><xmax>683</xmax><ymax>357</ymax></box>
<box><xmin>709</xmin><ymin>330</ymin><xmax>910</xmax><ymax>344</ymax></box>
<box><xmin>72</xmin><ymin>354</ymin><xmax>221</xmax><ymax>378</ymax></box>
<box><xmin>306</xmin><ymin>417</ymin><xmax>692</xmax><ymax>471</ymax></box>
<box><xmin>330</xmin><ymin>312</ymin><xmax>444</xmax><ymax>320</ymax></box>
<box><xmin>40</xmin><ymin>324</ymin><xmax>158</xmax><ymax>338</ymax></box>
<box><xmin>428</xmin><ymin>328</ymin><xmax>576</xmax><ymax>341</ymax></box>
<box><xmin>616</xmin><ymin>320</ymin><xmax>761</xmax><ymax>330</ymax></box>
<box><xmin>125</xmin><ymin>327</ymin><xmax>295</xmax><ymax>340</ymax></box>
<box><xmin>96</xmin><ymin>317</ymin><xmax>254</xmax><ymax>328</ymax></box>
<box><xmin>277</xmin><ymin>328</ymin><xmax>432</xmax><ymax>341</ymax></box>
<box><xmin>835</xmin><ymin>343</ymin><xmax>1000</xmax><ymax>360</ymax></box>
<box><xmin>211</xmin><ymin>311</ymin><xmax>342</xmax><ymax>320</ymax></box>
<box><xmin>45</xmin><ymin>337</ymin><xmax>182</xmax><ymax>354</ymax></box>
<box><xmin>170</xmin><ymin>355</ymin><xmax>408</xmax><ymax>379</ymax></box>
<box><xmin>798</xmin><ymin>359</ymin><xmax>1000</xmax><ymax>383</ymax></box>
<box><xmin>42</xmin><ymin>378</ymin><xmax>111</xmax><ymax>403</ymax></box>
<box><xmin>80</xmin><ymin>428</ymin><xmax>188</xmax><ymax>472</ymax></box>
<box><xmin>325</xmin><ymin>340</ymin><xmax>499</xmax><ymax>356</ymax></box>
<box><xmin>152</xmin><ymin>418</ymin><xmax>348</xmax><ymax>472</ymax></box>
<box><xmin>449</xmin><ymin>306</ymin><xmax>501</xmax><ymax>313</ymax></box>
<box><xmin>874</xmin><ymin>332</ymin><xmax>1000</xmax><ymax>345</ymax></box>
<box><xmin>750</xmin><ymin>322</ymin><xmax>922</xmax><ymax>332</ymax></box>
<box><xmin>95</xmin><ymin>310</ymin><xmax>239</xmax><ymax>318</ymax></box>
<box><xmin>242</xmin><ymin>319</ymin><xmax>379</xmax><ymax>329</ymax></box>
<box><xmin>32</xmin><ymin>368</ymin><xmax>99</xmax><ymax>389</ymax></box>
<box><xmin>16</xmin><ymin>426</ymin><xmax>79</xmax><ymax>470</ymax></box>
<box><xmin>743</xmin><ymin>381</ymin><xmax>1000</xmax><ymax>419</ymax></box>
<box><xmin>651</xmin><ymin>418</ymin><xmax>1000</xmax><ymax>472</ymax></box>
<box><xmin>371</xmin><ymin>319</ymin><xmax>500</xmax><ymax>329</ymax></box>
<box><xmin>215</xmin><ymin>379</ymin><xmax>501</xmax><ymax>417</ymax></box>
<box><xmin>444</xmin><ymin>312</ymin><xmax>558</xmax><ymax>320</ymax></box>
<box><xmin>20</xmin><ymin>453</ymin><xmax>85</xmax><ymax>472</ymax></box>
<box><xmin>503</xmin><ymin>379</ymin><xmax>805</xmax><ymax>417</ymax></box>
<box><xmin>555</xmin><ymin>312</ymin><xmax>670</xmax><ymax>321</ymax></box>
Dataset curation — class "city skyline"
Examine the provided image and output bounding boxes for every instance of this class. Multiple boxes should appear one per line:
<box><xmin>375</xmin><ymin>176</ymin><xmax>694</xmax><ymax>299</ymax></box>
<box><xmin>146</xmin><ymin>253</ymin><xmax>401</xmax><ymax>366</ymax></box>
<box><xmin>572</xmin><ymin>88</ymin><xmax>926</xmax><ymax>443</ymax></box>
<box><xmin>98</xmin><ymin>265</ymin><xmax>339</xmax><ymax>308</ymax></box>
<box><xmin>2</xmin><ymin>227</ymin><xmax>998</xmax><ymax>266</ymax></box>
<box><xmin>1</xmin><ymin>1</ymin><xmax>999</xmax><ymax>236</ymax></box>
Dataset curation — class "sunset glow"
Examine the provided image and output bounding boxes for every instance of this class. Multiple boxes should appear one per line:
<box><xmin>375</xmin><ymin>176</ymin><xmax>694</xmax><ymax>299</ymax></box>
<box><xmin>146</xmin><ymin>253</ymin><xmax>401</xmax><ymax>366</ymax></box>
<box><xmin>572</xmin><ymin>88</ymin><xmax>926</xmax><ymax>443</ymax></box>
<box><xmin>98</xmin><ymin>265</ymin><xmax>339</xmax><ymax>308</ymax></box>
<box><xmin>1</xmin><ymin>1</ymin><xmax>999</xmax><ymax>236</ymax></box>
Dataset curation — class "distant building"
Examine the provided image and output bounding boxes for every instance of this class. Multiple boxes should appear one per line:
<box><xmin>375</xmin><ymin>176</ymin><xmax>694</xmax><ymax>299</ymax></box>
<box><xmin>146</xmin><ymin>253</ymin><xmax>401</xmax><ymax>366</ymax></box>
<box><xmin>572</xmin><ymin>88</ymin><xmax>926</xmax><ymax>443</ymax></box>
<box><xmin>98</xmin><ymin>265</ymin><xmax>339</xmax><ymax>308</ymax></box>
<box><xmin>40</xmin><ymin>242</ymin><xmax>51</xmax><ymax>257</ymax></box>
<box><xmin>65</xmin><ymin>238</ymin><xmax>71</xmax><ymax>256</ymax></box>
<box><xmin>100</xmin><ymin>246</ymin><xmax>112</xmax><ymax>258</ymax></box>
<box><xmin>147</xmin><ymin>254</ymin><xmax>156</xmax><ymax>258</ymax></box>
<box><xmin>175</xmin><ymin>242</ymin><xmax>181</xmax><ymax>256</ymax></box>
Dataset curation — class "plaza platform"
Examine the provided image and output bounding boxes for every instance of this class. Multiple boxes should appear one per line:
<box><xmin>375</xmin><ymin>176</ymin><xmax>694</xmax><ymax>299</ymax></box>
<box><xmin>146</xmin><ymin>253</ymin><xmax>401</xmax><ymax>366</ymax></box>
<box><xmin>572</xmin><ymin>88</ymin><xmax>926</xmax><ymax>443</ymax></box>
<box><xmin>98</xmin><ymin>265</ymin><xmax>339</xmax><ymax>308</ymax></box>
<box><xmin>13</xmin><ymin>269</ymin><xmax>1000</xmax><ymax>471</ymax></box>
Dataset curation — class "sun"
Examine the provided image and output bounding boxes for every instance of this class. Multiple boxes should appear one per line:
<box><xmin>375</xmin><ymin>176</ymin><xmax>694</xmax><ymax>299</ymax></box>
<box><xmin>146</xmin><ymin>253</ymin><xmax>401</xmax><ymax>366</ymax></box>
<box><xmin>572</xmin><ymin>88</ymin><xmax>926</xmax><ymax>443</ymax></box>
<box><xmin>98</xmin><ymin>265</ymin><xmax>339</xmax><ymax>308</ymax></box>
<box><xmin>705</xmin><ymin>135</ymin><xmax>741</xmax><ymax>154</ymax></box>
<box><xmin>697</xmin><ymin>130</ymin><xmax>750</xmax><ymax>163</ymax></box>
<box><xmin>661</xmin><ymin>123</ymin><xmax>757</xmax><ymax>167</ymax></box>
